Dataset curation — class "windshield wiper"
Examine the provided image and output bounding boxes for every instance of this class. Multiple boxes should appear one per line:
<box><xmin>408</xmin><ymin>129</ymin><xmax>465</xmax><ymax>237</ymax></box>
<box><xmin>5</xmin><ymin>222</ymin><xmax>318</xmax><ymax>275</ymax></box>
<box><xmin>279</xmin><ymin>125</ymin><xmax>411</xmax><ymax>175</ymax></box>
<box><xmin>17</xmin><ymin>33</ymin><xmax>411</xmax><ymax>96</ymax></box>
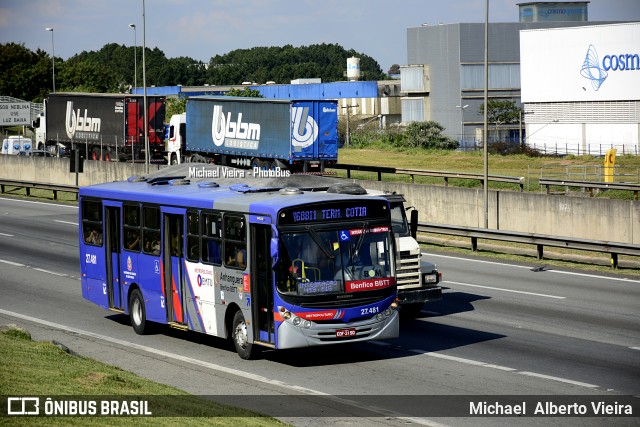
<box><xmin>348</xmin><ymin>221</ymin><xmax>369</xmax><ymax>274</ymax></box>
<box><xmin>305</xmin><ymin>226</ymin><xmax>334</xmax><ymax>260</ymax></box>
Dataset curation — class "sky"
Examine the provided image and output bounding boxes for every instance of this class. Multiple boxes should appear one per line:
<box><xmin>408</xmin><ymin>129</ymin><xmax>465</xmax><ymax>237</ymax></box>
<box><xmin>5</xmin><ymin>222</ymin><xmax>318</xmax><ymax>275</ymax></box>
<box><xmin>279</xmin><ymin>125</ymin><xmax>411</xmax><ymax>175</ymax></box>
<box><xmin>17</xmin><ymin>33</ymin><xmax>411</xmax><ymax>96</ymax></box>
<box><xmin>1</xmin><ymin>0</ymin><xmax>639</xmax><ymax>74</ymax></box>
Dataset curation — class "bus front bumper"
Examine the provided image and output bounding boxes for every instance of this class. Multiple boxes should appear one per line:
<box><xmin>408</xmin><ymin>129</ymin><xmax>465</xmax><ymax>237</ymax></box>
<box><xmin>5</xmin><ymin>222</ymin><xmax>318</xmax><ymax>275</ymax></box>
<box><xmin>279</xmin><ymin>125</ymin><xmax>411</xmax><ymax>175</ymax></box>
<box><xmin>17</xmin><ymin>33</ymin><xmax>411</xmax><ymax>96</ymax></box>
<box><xmin>276</xmin><ymin>311</ymin><xmax>399</xmax><ymax>349</ymax></box>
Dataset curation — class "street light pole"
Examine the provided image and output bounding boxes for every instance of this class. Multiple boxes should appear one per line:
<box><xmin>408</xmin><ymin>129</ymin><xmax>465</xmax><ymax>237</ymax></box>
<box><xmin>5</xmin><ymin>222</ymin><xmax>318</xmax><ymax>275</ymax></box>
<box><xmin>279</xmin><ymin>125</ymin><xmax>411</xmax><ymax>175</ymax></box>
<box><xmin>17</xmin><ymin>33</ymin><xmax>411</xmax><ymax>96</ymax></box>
<box><xmin>142</xmin><ymin>0</ymin><xmax>149</xmax><ymax>173</ymax></box>
<box><xmin>456</xmin><ymin>104</ymin><xmax>468</xmax><ymax>145</ymax></box>
<box><xmin>129</xmin><ymin>24</ymin><xmax>137</xmax><ymax>91</ymax></box>
<box><xmin>483</xmin><ymin>0</ymin><xmax>489</xmax><ymax>229</ymax></box>
<box><xmin>45</xmin><ymin>27</ymin><xmax>55</xmax><ymax>92</ymax></box>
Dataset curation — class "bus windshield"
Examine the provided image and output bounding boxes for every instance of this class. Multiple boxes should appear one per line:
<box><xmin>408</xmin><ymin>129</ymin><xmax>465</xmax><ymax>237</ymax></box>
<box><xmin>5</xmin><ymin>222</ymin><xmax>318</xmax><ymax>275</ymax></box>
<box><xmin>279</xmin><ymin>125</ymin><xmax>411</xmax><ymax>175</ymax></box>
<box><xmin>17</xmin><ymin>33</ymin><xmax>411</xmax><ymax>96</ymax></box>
<box><xmin>277</xmin><ymin>226</ymin><xmax>393</xmax><ymax>296</ymax></box>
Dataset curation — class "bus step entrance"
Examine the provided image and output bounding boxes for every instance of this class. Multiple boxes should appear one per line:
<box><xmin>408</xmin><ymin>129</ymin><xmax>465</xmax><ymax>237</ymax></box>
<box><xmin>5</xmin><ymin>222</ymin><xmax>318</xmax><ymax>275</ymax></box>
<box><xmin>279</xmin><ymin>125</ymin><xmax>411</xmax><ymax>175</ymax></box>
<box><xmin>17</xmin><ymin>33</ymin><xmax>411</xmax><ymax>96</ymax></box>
<box><xmin>254</xmin><ymin>341</ymin><xmax>275</xmax><ymax>349</ymax></box>
<box><xmin>168</xmin><ymin>322</ymin><xmax>188</xmax><ymax>331</ymax></box>
<box><xmin>108</xmin><ymin>307</ymin><xmax>125</xmax><ymax>314</ymax></box>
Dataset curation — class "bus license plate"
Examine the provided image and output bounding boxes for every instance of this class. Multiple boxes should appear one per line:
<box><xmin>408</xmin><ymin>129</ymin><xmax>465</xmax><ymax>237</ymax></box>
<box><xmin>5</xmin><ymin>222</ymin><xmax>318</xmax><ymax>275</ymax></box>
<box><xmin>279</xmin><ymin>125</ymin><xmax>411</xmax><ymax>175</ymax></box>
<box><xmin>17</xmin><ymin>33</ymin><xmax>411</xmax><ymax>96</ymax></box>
<box><xmin>336</xmin><ymin>328</ymin><xmax>357</xmax><ymax>338</ymax></box>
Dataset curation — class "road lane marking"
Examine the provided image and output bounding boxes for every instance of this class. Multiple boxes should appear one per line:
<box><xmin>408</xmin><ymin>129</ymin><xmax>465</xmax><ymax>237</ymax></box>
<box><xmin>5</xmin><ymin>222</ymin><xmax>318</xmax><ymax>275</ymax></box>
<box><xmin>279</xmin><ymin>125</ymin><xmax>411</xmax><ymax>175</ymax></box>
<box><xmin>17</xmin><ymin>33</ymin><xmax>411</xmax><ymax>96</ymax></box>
<box><xmin>518</xmin><ymin>371</ymin><xmax>599</xmax><ymax>389</ymax></box>
<box><xmin>0</xmin><ymin>259</ymin><xmax>24</xmax><ymax>267</ymax></box>
<box><xmin>0</xmin><ymin>309</ymin><xmax>436</xmax><ymax>426</ymax></box>
<box><xmin>0</xmin><ymin>232</ymin><xmax>14</xmax><ymax>237</ymax></box>
<box><xmin>630</xmin><ymin>347</ymin><xmax>640</xmax><ymax>351</ymax></box>
<box><xmin>424</xmin><ymin>252</ymin><xmax>640</xmax><ymax>284</ymax></box>
<box><xmin>409</xmin><ymin>349</ymin><xmax>601</xmax><ymax>389</ymax></box>
<box><xmin>54</xmin><ymin>220</ymin><xmax>78</xmax><ymax>226</ymax></box>
<box><xmin>32</xmin><ymin>268</ymin><xmax>68</xmax><ymax>277</ymax></box>
<box><xmin>0</xmin><ymin>197</ymin><xmax>78</xmax><ymax>208</ymax></box>
<box><xmin>443</xmin><ymin>280</ymin><xmax>565</xmax><ymax>299</ymax></box>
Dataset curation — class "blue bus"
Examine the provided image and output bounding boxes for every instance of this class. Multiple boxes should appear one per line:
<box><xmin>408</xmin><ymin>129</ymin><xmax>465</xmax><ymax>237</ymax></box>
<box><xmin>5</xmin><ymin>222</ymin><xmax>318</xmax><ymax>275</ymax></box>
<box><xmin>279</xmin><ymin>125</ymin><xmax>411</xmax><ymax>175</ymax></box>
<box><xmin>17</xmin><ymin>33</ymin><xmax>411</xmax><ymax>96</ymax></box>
<box><xmin>79</xmin><ymin>178</ymin><xmax>399</xmax><ymax>358</ymax></box>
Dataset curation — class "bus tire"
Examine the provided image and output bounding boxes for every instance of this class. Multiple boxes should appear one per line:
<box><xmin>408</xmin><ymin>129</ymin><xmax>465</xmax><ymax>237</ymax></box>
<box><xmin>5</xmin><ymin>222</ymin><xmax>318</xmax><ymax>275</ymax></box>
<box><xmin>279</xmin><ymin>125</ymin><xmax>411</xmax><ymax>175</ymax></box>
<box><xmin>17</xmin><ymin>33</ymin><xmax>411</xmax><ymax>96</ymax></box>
<box><xmin>231</xmin><ymin>310</ymin><xmax>254</xmax><ymax>359</ymax></box>
<box><xmin>129</xmin><ymin>289</ymin><xmax>148</xmax><ymax>335</ymax></box>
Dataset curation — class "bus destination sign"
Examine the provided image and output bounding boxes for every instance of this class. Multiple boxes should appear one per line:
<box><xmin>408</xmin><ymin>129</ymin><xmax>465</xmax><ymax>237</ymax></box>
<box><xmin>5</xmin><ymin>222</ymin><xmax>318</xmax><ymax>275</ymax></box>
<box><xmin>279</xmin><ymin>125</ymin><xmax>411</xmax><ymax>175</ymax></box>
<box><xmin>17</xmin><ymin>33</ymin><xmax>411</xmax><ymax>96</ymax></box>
<box><xmin>279</xmin><ymin>201</ymin><xmax>388</xmax><ymax>226</ymax></box>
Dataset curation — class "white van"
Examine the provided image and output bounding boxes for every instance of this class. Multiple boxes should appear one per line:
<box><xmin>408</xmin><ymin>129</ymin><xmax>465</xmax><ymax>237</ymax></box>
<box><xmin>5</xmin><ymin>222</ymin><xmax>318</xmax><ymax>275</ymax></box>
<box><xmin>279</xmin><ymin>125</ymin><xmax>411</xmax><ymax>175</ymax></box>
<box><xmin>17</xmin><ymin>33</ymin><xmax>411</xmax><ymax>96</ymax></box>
<box><xmin>1</xmin><ymin>136</ymin><xmax>32</xmax><ymax>155</ymax></box>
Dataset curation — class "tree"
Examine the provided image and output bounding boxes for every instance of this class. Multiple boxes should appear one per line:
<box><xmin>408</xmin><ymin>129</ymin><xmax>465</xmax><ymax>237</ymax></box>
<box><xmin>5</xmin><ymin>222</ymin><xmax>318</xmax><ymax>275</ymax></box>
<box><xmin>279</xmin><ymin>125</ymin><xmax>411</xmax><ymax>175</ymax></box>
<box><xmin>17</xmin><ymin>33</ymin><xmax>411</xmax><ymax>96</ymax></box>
<box><xmin>225</xmin><ymin>88</ymin><xmax>263</xmax><ymax>98</ymax></box>
<box><xmin>479</xmin><ymin>100</ymin><xmax>522</xmax><ymax>140</ymax></box>
<box><xmin>403</xmin><ymin>121</ymin><xmax>458</xmax><ymax>150</ymax></box>
<box><xmin>388</xmin><ymin>64</ymin><xmax>400</xmax><ymax>75</ymax></box>
<box><xmin>166</xmin><ymin>97</ymin><xmax>186</xmax><ymax>117</ymax></box>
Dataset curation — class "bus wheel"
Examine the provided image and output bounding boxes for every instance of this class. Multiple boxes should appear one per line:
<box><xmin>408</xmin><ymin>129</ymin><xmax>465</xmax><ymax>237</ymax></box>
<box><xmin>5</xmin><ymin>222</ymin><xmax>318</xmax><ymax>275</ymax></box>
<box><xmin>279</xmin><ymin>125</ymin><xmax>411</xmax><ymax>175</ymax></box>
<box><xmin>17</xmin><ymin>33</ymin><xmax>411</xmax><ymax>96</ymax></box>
<box><xmin>231</xmin><ymin>310</ymin><xmax>254</xmax><ymax>359</ymax></box>
<box><xmin>129</xmin><ymin>289</ymin><xmax>148</xmax><ymax>335</ymax></box>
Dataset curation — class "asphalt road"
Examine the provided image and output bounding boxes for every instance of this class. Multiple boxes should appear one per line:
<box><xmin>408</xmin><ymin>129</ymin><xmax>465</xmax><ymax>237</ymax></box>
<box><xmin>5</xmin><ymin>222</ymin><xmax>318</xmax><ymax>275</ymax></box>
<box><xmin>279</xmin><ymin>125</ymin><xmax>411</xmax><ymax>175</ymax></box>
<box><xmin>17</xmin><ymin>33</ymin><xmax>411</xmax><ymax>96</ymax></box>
<box><xmin>0</xmin><ymin>196</ymin><xmax>638</xmax><ymax>427</ymax></box>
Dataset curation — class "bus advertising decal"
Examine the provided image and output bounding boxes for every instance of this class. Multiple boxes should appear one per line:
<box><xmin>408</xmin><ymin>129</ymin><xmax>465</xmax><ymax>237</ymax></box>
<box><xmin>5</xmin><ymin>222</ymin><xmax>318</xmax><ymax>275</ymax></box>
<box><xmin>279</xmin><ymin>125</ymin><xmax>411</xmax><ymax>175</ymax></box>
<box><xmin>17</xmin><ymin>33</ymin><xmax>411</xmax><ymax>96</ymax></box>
<box><xmin>293</xmin><ymin>310</ymin><xmax>344</xmax><ymax>321</ymax></box>
<box><xmin>345</xmin><ymin>277</ymin><xmax>395</xmax><ymax>293</ymax></box>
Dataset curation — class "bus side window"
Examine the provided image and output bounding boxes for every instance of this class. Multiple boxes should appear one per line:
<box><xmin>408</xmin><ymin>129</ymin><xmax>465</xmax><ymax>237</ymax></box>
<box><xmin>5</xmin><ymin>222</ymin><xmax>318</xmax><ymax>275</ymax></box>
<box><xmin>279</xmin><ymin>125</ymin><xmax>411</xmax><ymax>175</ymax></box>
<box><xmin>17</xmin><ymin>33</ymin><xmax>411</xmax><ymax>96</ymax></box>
<box><xmin>123</xmin><ymin>204</ymin><xmax>141</xmax><ymax>252</ymax></box>
<box><xmin>224</xmin><ymin>215</ymin><xmax>246</xmax><ymax>270</ymax></box>
<box><xmin>186</xmin><ymin>210</ymin><xmax>200</xmax><ymax>262</ymax></box>
<box><xmin>82</xmin><ymin>200</ymin><xmax>103</xmax><ymax>246</ymax></box>
<box><xmin>142</xmin><ymin>206</ymin><xmax>161</xmax><ymax>256</ymax></box>
<box><xmin>202</xmin><ymin>212</ymin><xmax>221</xmax><ymax>265</ymax></box>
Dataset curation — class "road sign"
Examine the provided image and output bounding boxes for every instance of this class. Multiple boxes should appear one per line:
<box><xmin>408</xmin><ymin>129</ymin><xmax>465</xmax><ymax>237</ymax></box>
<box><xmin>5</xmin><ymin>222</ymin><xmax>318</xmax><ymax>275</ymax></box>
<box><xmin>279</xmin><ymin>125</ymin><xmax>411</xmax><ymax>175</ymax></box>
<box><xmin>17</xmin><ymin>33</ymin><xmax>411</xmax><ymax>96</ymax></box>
<box><xmin>0</xmin><ymin>101</ymin><xmax>31</xmax><ymax>126</ymax></box>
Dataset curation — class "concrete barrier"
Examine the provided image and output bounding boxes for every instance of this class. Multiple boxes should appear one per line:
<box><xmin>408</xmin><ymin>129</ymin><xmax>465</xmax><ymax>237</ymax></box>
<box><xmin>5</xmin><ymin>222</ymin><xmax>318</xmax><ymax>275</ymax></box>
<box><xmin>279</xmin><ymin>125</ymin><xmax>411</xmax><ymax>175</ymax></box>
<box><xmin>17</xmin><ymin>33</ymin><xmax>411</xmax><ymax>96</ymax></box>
<box><xmin>0</xmin><ymin>156</ymin><xmax>637</xmax><ymax>245</ymax></box>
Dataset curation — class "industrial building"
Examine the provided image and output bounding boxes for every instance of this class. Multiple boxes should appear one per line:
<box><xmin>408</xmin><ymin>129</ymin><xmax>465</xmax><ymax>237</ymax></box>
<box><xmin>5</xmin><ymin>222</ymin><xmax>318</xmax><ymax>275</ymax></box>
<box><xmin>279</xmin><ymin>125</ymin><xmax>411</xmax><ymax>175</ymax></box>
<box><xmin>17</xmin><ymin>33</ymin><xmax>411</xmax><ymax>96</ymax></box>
<box><xmin>400</xmin><ymin>1</ymin><xmax>630</xmax><ymax>147</ymax></box>
<box><xmin>520</xmin><ymin>22</ymin><xmax>640</xmax><ymax>155</ymax></box>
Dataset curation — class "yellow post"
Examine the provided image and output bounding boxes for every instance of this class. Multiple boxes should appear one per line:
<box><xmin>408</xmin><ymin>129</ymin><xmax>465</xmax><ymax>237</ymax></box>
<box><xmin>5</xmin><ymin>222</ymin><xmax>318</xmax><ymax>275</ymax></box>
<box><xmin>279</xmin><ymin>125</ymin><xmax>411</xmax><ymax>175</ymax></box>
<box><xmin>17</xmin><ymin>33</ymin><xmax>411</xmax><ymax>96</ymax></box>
<box><xmin>604</xmin><ymin>148</ymin><xmax>617</xmax><ymax>183</ymax></box>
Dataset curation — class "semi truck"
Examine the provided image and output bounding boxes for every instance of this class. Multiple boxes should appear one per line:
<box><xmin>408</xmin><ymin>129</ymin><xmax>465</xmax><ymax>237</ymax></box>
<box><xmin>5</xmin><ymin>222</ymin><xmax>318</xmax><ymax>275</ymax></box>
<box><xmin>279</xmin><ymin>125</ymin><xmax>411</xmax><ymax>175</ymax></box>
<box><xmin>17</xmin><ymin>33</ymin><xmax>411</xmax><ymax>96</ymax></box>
<box><xmin>166</xmin><ymin>97</ymin><xmax>338</xmax><ymax>171</ymax></box>
<box><xmin>33</xmin><ymin>93</ymin><xmax>166</xmax><ymax>162</ymax></box>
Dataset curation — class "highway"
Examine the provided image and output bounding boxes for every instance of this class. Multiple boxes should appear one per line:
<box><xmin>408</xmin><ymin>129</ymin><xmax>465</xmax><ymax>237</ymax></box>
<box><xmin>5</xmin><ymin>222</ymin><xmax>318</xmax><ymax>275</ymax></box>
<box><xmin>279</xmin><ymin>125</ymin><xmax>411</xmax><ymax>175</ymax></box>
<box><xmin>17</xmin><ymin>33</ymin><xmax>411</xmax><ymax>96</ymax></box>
<box><xmin>0</xmin><ymin>196</ymin><xmax>638</xmax><ymax>426</ymax></box>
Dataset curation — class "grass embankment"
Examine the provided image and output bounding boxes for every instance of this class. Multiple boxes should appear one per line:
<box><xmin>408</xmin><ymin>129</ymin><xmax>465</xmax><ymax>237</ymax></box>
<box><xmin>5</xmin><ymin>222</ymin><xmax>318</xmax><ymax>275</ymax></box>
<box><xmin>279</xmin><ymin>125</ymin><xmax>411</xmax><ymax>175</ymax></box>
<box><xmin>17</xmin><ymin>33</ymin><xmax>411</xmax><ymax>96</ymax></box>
<box><xmin>335</xmin><ymin>147</ymin><xmax>640</xmax><ymax>198</ymax></box>
<box><xmin>0</xmin><ymin>327</ymin><xmax>283</xmax><ymax>426</ymax></box>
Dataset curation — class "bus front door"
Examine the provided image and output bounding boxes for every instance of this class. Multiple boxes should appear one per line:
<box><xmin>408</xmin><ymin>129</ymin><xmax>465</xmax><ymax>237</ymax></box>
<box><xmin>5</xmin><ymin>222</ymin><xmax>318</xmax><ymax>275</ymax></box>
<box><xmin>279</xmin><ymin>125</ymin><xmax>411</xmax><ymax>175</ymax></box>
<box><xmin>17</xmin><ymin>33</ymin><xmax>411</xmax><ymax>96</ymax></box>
<box><xmin>163</xmin><ymin>213</ymin><xmax>186</xmax><ymax>327</ymax></box>
<box><xmin>251</xmin><ymin>224</ymin><xmax>274</xmax><ymax>345</ymax></box>
<box><xmin>105</xmin><ymin>206</ymin><xmax>124</xmax><ymax>311</ymax></box>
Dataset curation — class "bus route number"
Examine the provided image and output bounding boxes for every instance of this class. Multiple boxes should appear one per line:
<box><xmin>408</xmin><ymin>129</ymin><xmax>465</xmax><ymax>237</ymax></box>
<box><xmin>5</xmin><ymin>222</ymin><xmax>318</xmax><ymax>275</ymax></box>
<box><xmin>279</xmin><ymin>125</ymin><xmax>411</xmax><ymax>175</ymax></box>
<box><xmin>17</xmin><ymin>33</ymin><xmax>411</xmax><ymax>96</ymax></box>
<box><xmin>85</xmin><ymin>254</ymin><xmax>97</xmax><ymax>265</ymax></box>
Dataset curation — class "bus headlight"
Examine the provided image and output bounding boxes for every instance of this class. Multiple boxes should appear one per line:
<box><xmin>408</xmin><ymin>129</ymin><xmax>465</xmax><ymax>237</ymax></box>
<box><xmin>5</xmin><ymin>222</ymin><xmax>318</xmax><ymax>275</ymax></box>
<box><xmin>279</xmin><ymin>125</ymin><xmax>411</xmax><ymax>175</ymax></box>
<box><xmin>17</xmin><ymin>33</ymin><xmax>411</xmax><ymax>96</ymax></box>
<box><xmin>376</xmin><ymin>313</ymin><xmax>383</xmax><ymax>321</ymax></box>
<box><xmin>303</xmin><ymin>320</ymin><xmax>311</xmax><ymax>329</ymax></box>
<box><xmin>384</xmin><ymin>308</ymin><xmax>392</xmax><ymax>317</ymax></box>
<box><xmin>282</xmin><ymin>311</ymin><xmax>292</xmax><ymax>320</ymax></box>
<box><xmin>292</xmin><ymin>316</ymin><xmax>301</xmax><ymax>326</ymax></box>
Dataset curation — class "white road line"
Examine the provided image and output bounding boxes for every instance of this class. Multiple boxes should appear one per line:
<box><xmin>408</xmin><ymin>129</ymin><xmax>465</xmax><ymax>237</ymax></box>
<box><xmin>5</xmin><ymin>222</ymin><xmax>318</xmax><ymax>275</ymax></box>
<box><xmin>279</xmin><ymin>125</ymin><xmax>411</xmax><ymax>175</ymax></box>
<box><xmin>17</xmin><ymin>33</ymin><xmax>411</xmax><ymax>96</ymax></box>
<box><xmin>0</xmin><ymin>259</ymin><xmax>24</xmax><ymax>267</ymax></box>
<box><xmin>630</xmin><ymin>347</ymin><xmax>640</xmax><ymax>351</ymax></box>
<box><xmin>518</xmin><ymin>371</ymin><xmax>599</xmax><ymax>389</ymax></box>
<box><xmin>0</xmin><ymin>197</ymin><xmax>78</xmax><ymax>208</ymax></box>
<box><xmin>0</xmin><ymin>232</ymin><xmax>14</xmax><ymax>237</ymax></box>
<box><xmin>409</xmin><ymin>349</ymin><xmax>601</xmax><ymax>389</ymax></box>
<box><xmin>53</xmin><ymin>220</ymin><xmax>78</xmax><ymax>226</ymax></box>
<box><xmin>32</xmin><ymin>268</ymin><xmax>68</xmax><ymax>277</ymax></box>
<box><xmin>424</xmin><ymin>252</ymin><xmax>640</xmax><ymax>284</ymax></box>
<box><xmin>0</xmin><ymin>309</ymin><xmax>435</xmax><ymax>426</ymax></box>
<box><xmin>444</xmin><ymin>280</ymin><xmax>566</xmax><ymax>299</ymax></box>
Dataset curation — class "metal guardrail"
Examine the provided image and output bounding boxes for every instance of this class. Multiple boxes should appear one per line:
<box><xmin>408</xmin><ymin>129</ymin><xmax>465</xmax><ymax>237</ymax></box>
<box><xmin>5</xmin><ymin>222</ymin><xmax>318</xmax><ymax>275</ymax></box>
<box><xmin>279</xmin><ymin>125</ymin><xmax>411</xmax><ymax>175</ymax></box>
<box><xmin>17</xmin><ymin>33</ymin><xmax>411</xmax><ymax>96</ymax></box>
<box><xmin>417</xmin><ymin>222</ymin><xmax>640</xmax><ymax>269</ymax></box>
<box><xmin>0</xmin><ymin>179</ymin><xmax>78</xmax><ymax>200</ymax></box>
<box><xmin>329</xmin><ymin>163</ymin><xmax>525</xmax><ymax>191</ymax></box>
<box><xmin>539</xmin><ymin>179</ymin><xmax>640</xmax><ymax>200</ymax></box>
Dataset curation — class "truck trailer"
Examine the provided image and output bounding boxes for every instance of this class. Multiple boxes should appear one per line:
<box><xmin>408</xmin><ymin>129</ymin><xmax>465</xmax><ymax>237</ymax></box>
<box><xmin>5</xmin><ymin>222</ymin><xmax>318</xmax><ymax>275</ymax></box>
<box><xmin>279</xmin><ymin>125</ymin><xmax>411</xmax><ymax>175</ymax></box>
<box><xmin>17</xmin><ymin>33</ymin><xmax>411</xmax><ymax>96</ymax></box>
<box><xmin>166</xmin><ymin>97</ymin><xmax>338</xmax><ymax>171</ymax></box>
<box><xmin>34</xmin><ymin>92</ymin><xmax>166</xmax><ymax>162</ymax></box>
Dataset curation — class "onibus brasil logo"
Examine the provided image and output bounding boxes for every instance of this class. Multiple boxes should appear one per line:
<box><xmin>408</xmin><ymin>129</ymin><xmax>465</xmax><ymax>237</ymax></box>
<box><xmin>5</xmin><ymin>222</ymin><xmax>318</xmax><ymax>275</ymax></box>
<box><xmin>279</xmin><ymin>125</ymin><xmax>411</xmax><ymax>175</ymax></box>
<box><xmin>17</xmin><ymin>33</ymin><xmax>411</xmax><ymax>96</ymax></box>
<box><xmin>580</xmin><ymin>44</ymin><xmax>639</xmax><ymax>91</ymax></box>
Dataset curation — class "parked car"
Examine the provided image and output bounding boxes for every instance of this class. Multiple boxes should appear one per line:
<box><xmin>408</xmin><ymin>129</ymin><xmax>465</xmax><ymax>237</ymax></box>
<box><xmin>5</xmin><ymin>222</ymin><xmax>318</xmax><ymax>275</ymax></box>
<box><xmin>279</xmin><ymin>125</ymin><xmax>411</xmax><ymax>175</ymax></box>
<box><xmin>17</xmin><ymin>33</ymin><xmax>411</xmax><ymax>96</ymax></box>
<box><xmin>29</xmin><ymin>150</ymin><xmax>52</xmax><ymax>157</ymax></box>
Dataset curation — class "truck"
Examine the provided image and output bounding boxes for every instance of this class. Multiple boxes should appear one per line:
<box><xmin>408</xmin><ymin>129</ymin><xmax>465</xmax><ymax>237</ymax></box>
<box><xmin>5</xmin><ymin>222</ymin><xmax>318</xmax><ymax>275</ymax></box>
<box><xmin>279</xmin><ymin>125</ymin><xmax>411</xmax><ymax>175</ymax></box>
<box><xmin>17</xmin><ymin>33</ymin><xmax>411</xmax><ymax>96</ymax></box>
<box><xmin>383</xmin><ymin>192</ymin><xmax>442</xmax><ymax>317</ymax></box>
<box><xmin>33</xmin><ymin>93</ymin><xmax>166</xmax><ymax>162</ymax></box>
<box><xmin>166</xmin><ymin>97</ymin><xmax>338</xmax><ymax>171</ymax></box>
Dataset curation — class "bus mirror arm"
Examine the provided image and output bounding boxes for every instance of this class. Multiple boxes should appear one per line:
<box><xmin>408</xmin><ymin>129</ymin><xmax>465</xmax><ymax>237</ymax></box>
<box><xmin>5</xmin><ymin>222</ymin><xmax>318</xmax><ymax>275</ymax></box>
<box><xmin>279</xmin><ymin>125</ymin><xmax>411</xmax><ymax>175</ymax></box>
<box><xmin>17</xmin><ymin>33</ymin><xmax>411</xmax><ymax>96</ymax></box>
<box><xmin>409</xmin><ymin>210</ymin><xmax>418</xmax><ymax>240</ymax></box>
